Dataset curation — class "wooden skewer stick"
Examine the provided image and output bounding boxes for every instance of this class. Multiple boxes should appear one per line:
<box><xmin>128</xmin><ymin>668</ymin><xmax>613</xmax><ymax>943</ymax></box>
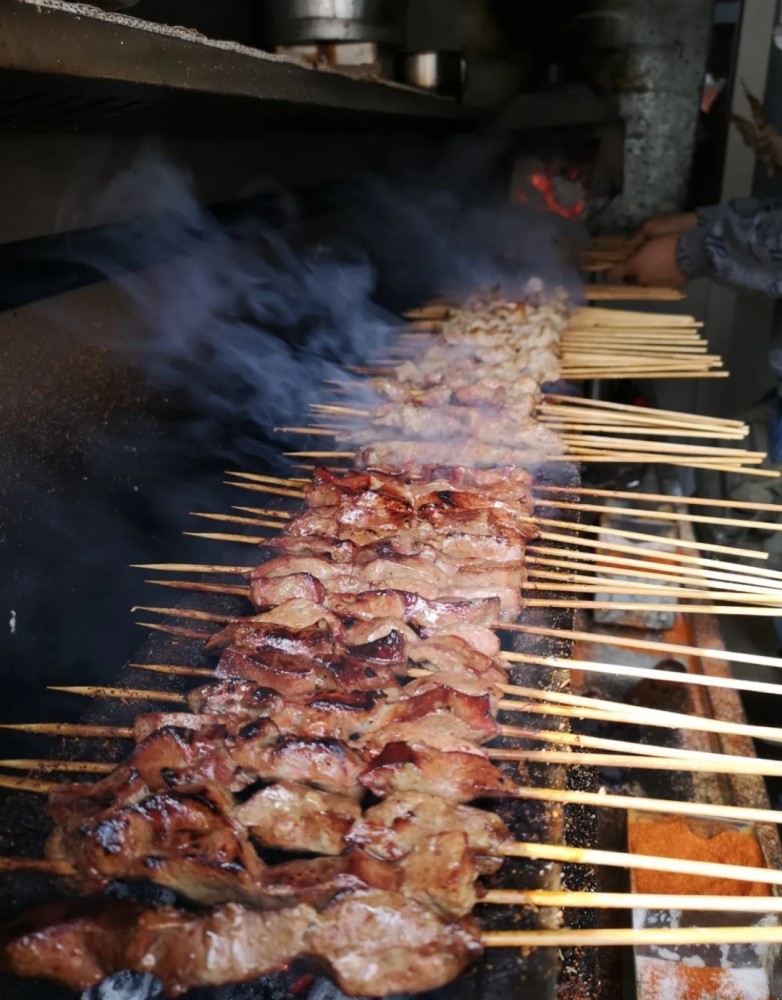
<box><xmin>132</xmin><ymin>563</ymin><xmax>252</xmax><ymax>575</ymax></box>
<box><xmin>0</xmin><ymin>842</ymin><xmax>778</xmax><ymax>896</ymax></box>
<box><xmin>0</xmin><ymin>759</ymin><xmax>116</xmax><ymax>774</ymax></box>
<box><xmin>49</xmin><ymin>685</ymin><xmax>186</xmax><ymax>705</ymax></box>
<box><xmin>183</xmin><ymin>532</ymin><xmax>272</xmax><ymax>545</ymax></box>
<box><xmin>233</xmin><ymin>506</ymin><xmax>291</xmax><ymax>520</ymax></box>
<box><xmin>144</xmin><ymin>579</ymin><xmax>250</xmax><ymax>598</ymax></box>
<box><xmin>529</xmin><ymin>538</ymin><xmax>782</xmax><ymax>583</ymax></box>
<box><xmin>526</xmin><ymin>515</ymin><xmax>766</xmax><ymax>560</ymax></box>
<box><xmin>528</xmin><ymin>559</ymin><xmax>782</xmax><ymax>597</ymax></box>
<box><xmin>190</xmin><ymin>512</ymin><xmax>287</xmax><ymax>530</ymax></box>
<box><xmin>0</xmin><ymin>774</ymin><xmax>76</xmax><ymax>794</ymax></box>
<box><xmin>506</xmin><ymin>621</ymin><xmax>782</xmax><ymax>670</ymax></box>
<box><xmin>491</xmin><ymin>748</ymin><xmax>782</xmax><ymax>778</ymax></box>
<box><xmin>504</xmin><ymin>777</ymin><xmax>782</xmax><ymax>825</ymax></box>
<box><xmin>526</xmin><ymin>578</ymin><xmax>782</xmax><ymax>605</ymax></box>
<box><xmin>482</xmin><ymin>890</ymin><xmax>782</xmax><ymax>913</ymax></box>
<box><xmin>0</xmin><ymin>856</ymin><xmax>779</xmax><ymax>918</ymax></box>
<box><xmin>51</xmin><ymin>661</ymin><xmax>782</xmax><ymax>751</ymax></box>
<box><xmin>0</xmin><ymin>723</ymin><xmax>134</xmax><ymax>738</ymax></box>
<box><xmin>544</xmin><ymin>424</ymin><xmax>745</xmax><ymax>440</ymax></box>
<box><xmin>224</xmin><ymin>471</ymin><xmax>306</xmax><ymax>487</ymax></box>
<box><xmin>537</xmin><ymin>497</ymin><xmax>782</xmax><ymax>534</ymax></box>
<box><xmin>132</xmin><ymin>606</ymin><xmax>233</xmax><ymax>623</ymax></box>
<box><xmin>98</xmin><ymin>661</ymin><xmax>782</xmax><ymax>756</ymax></box>
<box><xmin>500</xmin><ymin>647</ymin><xmax>782</xmax><ymax>699</ymax></box>
<box><xmin>6</xmin><ymin>745</ymin><xmax>782</xmax><ymax>779</ymax></box>
<box><xmin>129</xmin><ymin>662</ymin><xmax>215</xmax><ymax>678</ymax></box>
<box><xmin>483</xmin><ymin>927</ymin><xmax>782</xmax><ymax>949</ymax></box>
<box><xmin>561</xmin><ymin>371</ymin><xmax>730</xmax><ymax>381</ymax></box>
<box><xmin>137</xmin><ymin>622</ymin><xmax>214</xmax><ymax>640</ymax></box>
<box><xmin>499</xmin><ymin>722</ymin><xmax>779</xmax><ymax>767</ymax></box>
<box><xmin>582</xmin><ymin>286</ymin><xmax>686</xmax><ymax>301</ymax></box>
<box><xmin>311</xmin><ymin>404</ymin><xmax>371</xmax><ymax>416</ymax></box>
<box><xmin>534</xmin><ymin>482</ymin><xmax>782</xmax><ymax>513</ymax></box>
<box><xmin>498</xmin><ymin>691</ymin><xmax>782</xmax><ymax>745</ymax></box>
<box><xmin>525</xmin><ymin>598</ymin><xmax>782</xmax><ymax>617</ymax></box>
<box><xmin>224</xmin><ymin>481</ymin><xmax>305</xmax><ymax>500</ymax></box>
<box><xmin>544</xmin><ymin>393</ymin><xmax>745</xmax><ymax>427</ymax></box>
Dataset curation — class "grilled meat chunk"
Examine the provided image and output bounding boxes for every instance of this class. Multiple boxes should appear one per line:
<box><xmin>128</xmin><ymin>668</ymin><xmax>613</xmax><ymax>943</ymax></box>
<box><xmin>235</xmin><ymin>782</ymin><xmax>361</xmax><ymax>856</ymax></box>
<box><xmin>347</xmin><ymin>791</ymin><xmax>508</xmax><ymax>874</ymax></box>
<box><xmin>2</xmin><ymin>892</ymin><xmax>482</xmax><ymax>997</ymax></box>
<box><xmin>361</xmin><ymin>743</ymin><xmax>519</xmax><ymax>802</ymax></box>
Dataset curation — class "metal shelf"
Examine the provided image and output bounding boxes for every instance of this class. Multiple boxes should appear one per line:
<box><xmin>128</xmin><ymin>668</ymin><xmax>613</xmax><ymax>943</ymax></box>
<box><xmin>0</xmin><ymin>0</ymin><xmax>479</xmax><ymax>131</ymax></box>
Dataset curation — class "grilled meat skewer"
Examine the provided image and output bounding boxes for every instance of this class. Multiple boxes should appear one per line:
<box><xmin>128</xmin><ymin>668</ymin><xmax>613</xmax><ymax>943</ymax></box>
<box><xmin>1</xmin><ymin>890</ymin><xmax>483</xmax><ymax>997</ymax></box>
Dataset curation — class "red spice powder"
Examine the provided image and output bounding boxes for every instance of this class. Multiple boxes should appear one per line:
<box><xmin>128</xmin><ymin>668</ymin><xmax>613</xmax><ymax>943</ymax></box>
<box><xmin>628</xmin><ymin>820</ymin><xmax>769</xmax><ymax>897</ymax></box>
<box><xmin>638</xmin><ymin>959</ymin><xmax>771</xmax><ymax>1000</ymax></box>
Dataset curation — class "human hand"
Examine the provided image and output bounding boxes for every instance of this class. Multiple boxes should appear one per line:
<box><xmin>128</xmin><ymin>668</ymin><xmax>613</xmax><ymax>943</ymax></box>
<box><xmin>627</xmin><ymin>212</ymin><xmax>698</xmax><ymax>253</ymax></box>
<box><xmin>605</xmin><ymin>233</ymin><xmax>688</xmax><ymax>288</ymax></box>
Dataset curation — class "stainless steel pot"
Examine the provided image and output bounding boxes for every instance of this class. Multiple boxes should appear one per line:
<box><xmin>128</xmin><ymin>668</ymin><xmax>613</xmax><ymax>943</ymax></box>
<box><xmin>263</xmin><ymin>0</ymin><xmax>406</xmax><ymax>46</ymax></box>
<box><xmin>395</xmin><ymin>51</ymin><xmax>467</xmax><ymax>99</ymax></box>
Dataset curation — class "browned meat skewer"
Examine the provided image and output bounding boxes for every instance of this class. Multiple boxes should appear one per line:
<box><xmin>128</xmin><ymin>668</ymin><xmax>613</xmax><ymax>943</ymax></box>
<box><xmin>1</xmin><ymin>890</ymin><xmax>483</xmax><ymax>997</ymax></box>
<box><xmin>47</xmin><ymin>775</ymin><xmax>481</xmax><ymax>916</ymax></box>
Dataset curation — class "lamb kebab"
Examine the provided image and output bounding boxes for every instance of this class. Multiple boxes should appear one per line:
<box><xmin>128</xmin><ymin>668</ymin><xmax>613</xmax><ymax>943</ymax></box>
<box><xmin>1</xmin><ymin>890</ymin><xmax>483</xmax><ymax>997</ymax></box>
<box><xmin>1</xmin><ymin>449</ymin><xmax>555</xmax><ymax>995</ymax></box>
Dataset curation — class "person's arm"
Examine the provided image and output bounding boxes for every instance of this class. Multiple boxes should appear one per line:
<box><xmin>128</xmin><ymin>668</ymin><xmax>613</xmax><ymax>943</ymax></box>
<box><xmin>678</xmin><ymin>201</ymin><xmax>782</xmax><ymax>294</ymax></box>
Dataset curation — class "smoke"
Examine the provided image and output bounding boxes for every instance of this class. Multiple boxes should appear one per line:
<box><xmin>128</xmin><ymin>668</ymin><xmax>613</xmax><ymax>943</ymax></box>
<box><xmin>50</xmin><ymin>146</ymin><xmax>397</xmax><ymax>466</ymax></box>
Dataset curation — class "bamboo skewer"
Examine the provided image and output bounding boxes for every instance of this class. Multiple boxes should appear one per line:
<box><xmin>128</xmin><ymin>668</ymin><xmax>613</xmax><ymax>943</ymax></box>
<box><xmin>225</xmin><ymin>480</ymin><xmax>307</xmax><ymax>499</ymax></box>
<box><xmin>49</xmin><ymin>685</ymin><xmax>185</xmax><ymax>705</ymax></box>
<box><xmin>183</xmin><ymin>532</ymin><xmax>271</xmax><ymax>545</ymax></box>
<box><xmin>506</xmin><ymin>622</ymin><xmax>782</xmax><ymax>670</ymax></box>
<box><xmin>0</xmin><ymin>844</ymin><xmax>775</xmax><ymax>894</ymax></box>
<box><xmin>0</xmin><ymin>759</ymin><xmax>116</xmax><ymax>774</ymax></box>
<box><xmin>190</xmin><ymin>513</ymin><xmax>288</xmax><ymax>530</ymax></box>
<box><xmin>482</xmin><ymin>890</ymin><xmax>782</xmax><ymax>913</ymax></box>
<box><xmin>529</xmin><ymin>536</ymin><xmax>782</xmax><ymax>581</ymax></box>
<box><xmin>132</xmin><ymin>563</ymin><xmax>253</xmax><ymax>575</ymax></box>
<box><xmin>543</xmin><ymin>394</ymin><xmax>743</xmax><ymax>427</ymax></box>
<box><xmin>526</xmin><ymin>515</ymin><xmax>766</xmax><ymax>559</ymax></box>
<box><xmin>0</xmin><ymin>723</ymin><xmax>133</xmax><ymax>739</ymax></box>
<box><xmin>537</xmin><ymin>497</ymin><xmax>782</xmax><ymax>533</ymax></box>
<box><xmin>144</xmin><ymin>579</ymin><xmax>250</xmax><ymax>598</ymax></box>
<box><xmin>500</xmin><ymin>647</ymin><xmax>782</xmax><ymax>699</ymax></box>
<box><xmin>1</xmin><ymin>721</ymin><xmax>778</xmax><ymax>825</ymax></box>
<box><xmin>44</xmin><ymin>678</ymin><xmax>782</xmax><ymax>774</ymax></box>
<box><xmin>483</xmin><ymin>927</ymin><xmax>782</xmax><ymax>949</ymax></box>
<box><xmin>525</xmin><ymin>598</ymin><xmax>782</xmax><ymax>617</ymax></box>
<box><xmin>527</xmin><ymin>578</ymin><xmax>782</xmax><ymax>605</ymax></box>
<box><xmin>534</xmin><ymin>482</ymin><xmax>782</xmax><ymax>513</ymax></box>
<box><xmin>0</xmin><ymin>722</ymin><xmax>134</xmax><ymax>738</ymax></box>
<box><xmin>528</xmin><ymin>557</ymin><xmax>782</xmax><ymax>596</ymax></box>
<box><xmin>492</xmin><ymin>748</ymin><xmax>782</xmax><ymax>777</ymax></box>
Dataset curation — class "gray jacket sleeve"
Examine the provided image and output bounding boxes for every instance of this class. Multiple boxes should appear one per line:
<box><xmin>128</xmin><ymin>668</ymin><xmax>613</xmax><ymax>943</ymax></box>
<box><xmin>677</xmin><ymin>198</ymin><xmax>782</xmax><ymax>294</ymax></box>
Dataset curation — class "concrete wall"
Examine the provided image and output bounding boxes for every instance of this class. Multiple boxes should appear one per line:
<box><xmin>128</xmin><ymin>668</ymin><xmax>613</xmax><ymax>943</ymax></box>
<box><xmin>579</xmin><ymin>0</ymin><xmax>714</xmax><ymax>229</ymax></box>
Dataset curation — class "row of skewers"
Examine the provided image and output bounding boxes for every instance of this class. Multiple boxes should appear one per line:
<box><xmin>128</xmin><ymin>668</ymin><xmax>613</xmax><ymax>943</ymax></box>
<box><xmin>2</xmin><ymin>282</ymin><xmax>782</xmax><ymax>997</ymax></box>
<box><xmin>287</xmin><ymin>291</ymin><xmax>775</xmax><ymax>477</ymax></box>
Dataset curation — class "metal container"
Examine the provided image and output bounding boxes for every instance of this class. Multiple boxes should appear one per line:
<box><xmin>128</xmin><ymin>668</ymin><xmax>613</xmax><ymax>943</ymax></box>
<box><xmin>263</xmin><ymin>0</ymin><xmax>406</xmax><ymax>46</ymax></box>
<box><xmin>395</xmin><ymin>50</ymin><xmax>467</xmax><ymax>99</ymax></box>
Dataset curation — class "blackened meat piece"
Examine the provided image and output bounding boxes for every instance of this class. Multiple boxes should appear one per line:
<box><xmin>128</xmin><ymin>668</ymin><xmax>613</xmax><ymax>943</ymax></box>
<box><xmin>225</xmin><ymin>731</ymin><xmax>366</xmax><ymax>798</ymax></box>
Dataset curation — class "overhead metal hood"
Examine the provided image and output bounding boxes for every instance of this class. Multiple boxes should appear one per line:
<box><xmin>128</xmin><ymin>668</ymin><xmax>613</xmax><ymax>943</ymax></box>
<box><xmin>0</xmin><ymin>0</ymin><xmax>478</xmax><ymax>131</ymax></box>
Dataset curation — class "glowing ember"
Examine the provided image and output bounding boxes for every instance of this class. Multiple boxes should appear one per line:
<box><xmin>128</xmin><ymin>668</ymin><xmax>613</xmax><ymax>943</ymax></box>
<box><xmin>513</xmin><ymin>160</ymin><xmax>586</xmax><ymax>219</ymax></box>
